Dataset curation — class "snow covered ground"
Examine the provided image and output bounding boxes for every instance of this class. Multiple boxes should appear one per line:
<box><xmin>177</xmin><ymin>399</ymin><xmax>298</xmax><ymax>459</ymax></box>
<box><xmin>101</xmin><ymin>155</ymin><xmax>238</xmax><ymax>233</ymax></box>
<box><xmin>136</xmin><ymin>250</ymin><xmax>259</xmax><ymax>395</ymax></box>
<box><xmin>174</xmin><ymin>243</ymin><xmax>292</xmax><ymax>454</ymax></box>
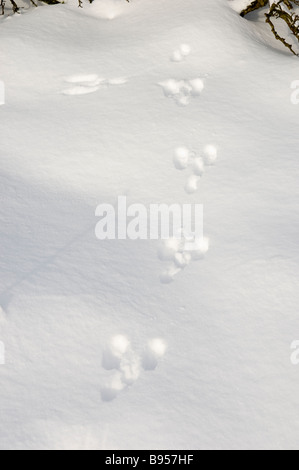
<box><xmin>1</xmin><ymin>0</ymin><xmax>299</xmax><ymax>450</ymax></box>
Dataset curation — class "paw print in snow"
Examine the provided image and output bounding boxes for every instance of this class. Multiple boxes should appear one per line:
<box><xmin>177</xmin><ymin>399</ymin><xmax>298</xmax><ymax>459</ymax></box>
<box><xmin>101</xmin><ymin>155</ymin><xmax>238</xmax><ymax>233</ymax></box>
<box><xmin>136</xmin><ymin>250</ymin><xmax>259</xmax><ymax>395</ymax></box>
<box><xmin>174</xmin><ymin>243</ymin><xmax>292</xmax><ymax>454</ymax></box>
<box><xmin>170</xmin><ymin>44</ymin><xmax>192</xmax><ymax>62</ymax></box>
<box><xmin>159</xmin><ymin>78</ymin><xmax>204</xmax><ymax>107</ymax></box>
<box><xmin>158</xmin><ymin>235</ymin><xmax>209</xmax><ymax>284</ymax></box>
<box><xmin>101</xmin><ymin>335</ymin><xmax>167</xmax><ymax>401</ymax></box>
<box><xmin>174</xmin><ymin>144</ymin><xmax>218</xmax><ymax>194</ymax></box>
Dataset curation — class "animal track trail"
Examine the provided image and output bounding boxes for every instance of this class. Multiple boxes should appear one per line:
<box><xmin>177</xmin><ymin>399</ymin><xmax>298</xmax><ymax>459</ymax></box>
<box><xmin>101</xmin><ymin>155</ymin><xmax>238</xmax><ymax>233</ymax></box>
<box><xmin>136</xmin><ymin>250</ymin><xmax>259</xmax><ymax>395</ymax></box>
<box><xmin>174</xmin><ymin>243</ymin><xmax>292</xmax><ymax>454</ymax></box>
<box><xmin>158</xmin><ymin>235</ymin><xmax>210</xmax><ymax>284</ymax></box>
<box><xmin>62</xmin><ymin>74</ymin><xmax>128</xmax><ymax>96</ymax></box>
<box><xmin>158</xmin><ymin>144</ymin><xmax>218</xmax><ymax>282</ymax></box>
<box><xmin>158</xmin><ymin>78</ymin><xmax>204</xmax><ymax>107</ymax></box>
<box><xmin>174</xmin><ymin>144</ymin><xmax>218</xmax><ymax>194</ymax></box>
<box><xmin>101</xmin><ymin>335</ymin><xmax>167</xmax><ymax>402</ymax></box>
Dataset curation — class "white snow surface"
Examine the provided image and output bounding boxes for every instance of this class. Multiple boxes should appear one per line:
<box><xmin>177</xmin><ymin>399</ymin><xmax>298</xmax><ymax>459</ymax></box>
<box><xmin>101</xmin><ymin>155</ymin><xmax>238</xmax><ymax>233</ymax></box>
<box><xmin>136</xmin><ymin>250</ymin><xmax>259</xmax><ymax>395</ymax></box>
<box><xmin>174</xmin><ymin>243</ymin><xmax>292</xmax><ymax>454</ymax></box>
<box><xmin>1</xmin><ymin>0</ymin><xmax>299</xmax><ymax>450</ymax></box>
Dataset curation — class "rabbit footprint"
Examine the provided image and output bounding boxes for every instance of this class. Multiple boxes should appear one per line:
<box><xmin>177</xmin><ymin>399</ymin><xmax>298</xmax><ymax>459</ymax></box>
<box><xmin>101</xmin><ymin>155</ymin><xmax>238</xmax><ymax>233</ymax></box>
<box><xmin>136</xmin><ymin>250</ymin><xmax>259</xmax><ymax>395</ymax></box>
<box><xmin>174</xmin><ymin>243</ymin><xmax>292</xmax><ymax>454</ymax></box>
<box><xmin>158</xmin><ymin>235</ymin><xmax>210</xmax><ymax>284</ymax></box>
<box><xmin>174</xmin><ymin>144</ymin><xmax>218</xmax><ymax>194</ymax></box>
<box><xmin>158</xmin><ymin>78</ymin><xmax>204</xmax><ymax>107</ymax></box>
<box><xmin>171</xmin><ymin>44</ymin><xmax>191</xmax><ymax>62</ymax></box>
<box><xmin>101</xmin><ymin>335</ymin><xmax>167</xmax><ymax>401</ymax></box>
